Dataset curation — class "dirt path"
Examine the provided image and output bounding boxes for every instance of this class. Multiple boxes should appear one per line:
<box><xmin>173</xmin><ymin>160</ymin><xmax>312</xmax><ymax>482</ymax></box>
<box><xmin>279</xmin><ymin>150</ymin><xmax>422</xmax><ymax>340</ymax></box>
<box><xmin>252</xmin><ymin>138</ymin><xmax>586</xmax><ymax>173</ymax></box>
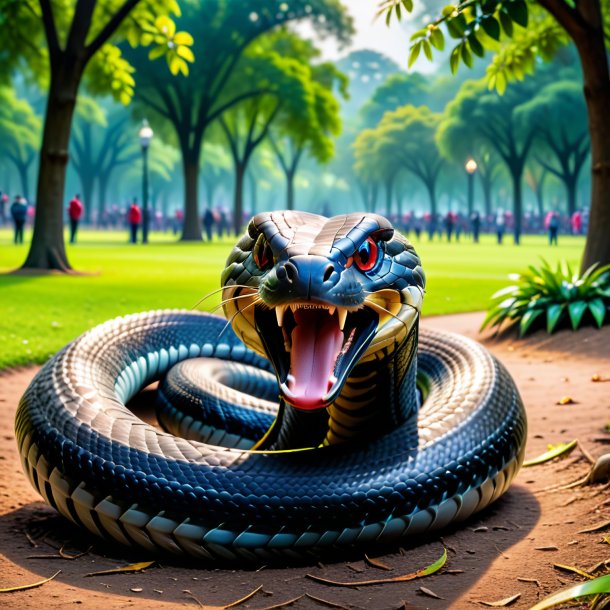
<box><xmin>1</xmin><ymin>313</ymin><xmax>609</xmax><ymax>609</ymax></box>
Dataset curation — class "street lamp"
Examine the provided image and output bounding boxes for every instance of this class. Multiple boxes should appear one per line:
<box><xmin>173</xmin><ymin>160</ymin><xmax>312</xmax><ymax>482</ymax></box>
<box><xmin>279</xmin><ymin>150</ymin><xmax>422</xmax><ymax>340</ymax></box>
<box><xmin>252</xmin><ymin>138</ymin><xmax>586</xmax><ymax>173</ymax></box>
<box><xmin>139</xmin><ymin>119</ymin><xmax>154</xmax><ymax>244</ymax></box>
<box><xmin>465</xmin><ymin>157</ymin><xmax>478</xmax><ymax>217</ymax></box>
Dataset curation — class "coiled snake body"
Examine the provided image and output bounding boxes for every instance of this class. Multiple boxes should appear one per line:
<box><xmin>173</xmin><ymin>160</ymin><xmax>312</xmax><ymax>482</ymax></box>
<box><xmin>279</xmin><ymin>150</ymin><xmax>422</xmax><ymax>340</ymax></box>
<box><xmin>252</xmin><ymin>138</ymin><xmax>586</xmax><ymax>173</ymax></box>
<box><xmin>15</xmin><ymin>212</ymin><xmax>526</xmax><ymax>561</ymax></box>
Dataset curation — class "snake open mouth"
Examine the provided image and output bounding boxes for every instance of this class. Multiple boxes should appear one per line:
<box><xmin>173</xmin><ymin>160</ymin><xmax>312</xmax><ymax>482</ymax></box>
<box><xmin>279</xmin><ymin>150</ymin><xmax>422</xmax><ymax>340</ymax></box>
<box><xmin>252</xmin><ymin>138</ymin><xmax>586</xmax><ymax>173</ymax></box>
<box><xmin>254</xmin><ymin>304</ymin><xmax>378</xmax><ymax>410</ymax></box>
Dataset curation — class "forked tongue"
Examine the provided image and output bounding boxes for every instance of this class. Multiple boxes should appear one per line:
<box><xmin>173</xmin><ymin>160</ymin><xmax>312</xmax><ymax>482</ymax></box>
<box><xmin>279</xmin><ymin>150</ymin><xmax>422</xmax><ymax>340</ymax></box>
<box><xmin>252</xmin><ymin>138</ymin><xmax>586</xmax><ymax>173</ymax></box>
<box><xmin>287</xmin><ymin>308</ymin><xmax>343</xmax><ymax>408</ymax></box>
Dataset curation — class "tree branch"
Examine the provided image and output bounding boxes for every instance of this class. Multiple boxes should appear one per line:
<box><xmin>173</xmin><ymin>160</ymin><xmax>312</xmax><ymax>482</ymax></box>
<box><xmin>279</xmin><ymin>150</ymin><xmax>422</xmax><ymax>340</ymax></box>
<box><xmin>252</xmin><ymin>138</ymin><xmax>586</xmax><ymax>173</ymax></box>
<box><xmin>38</xmin><ymin>0</ymin><xmax>61</xmax><ymax>64</ymax></box>
<box><xmin>85</xmin><ymin>0</ymin><xmax>142</xmax><ymax>60</ymax></box>
<box><xmin>207</xmin><ymin>89</ymin><xmax>271</xmax><ymax>124</ymax></box>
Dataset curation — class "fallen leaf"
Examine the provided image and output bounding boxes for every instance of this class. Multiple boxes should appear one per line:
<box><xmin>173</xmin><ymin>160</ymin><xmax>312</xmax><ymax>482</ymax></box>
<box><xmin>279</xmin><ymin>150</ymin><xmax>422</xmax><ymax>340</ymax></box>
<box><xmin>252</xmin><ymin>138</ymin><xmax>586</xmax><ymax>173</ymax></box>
<box><xmin>305</xmin><ymin>593</ymin><xmax>350</xmax><ymax>609</ymax></box>
<box><xmin>535</xmin><ymin>546</ymin><xmax>559</xmax><ymax>551</ymax></box>
<box><xmin>85</xmin><ymin>561</ymin><xmax>156</xmax><ymax>577</ymax></box>
<box><xmin>223</xmin><ymin>585</ymin><xmax>263</xmax><ymax>609</ymax></box>
<box><xmin>130</xmin><ymin>587</ymin><xmax>143</xmax><ymax>592</ymax></box>
<box><xmin>517</xmin><ymin>578</ymin><xmax>540</xmax><ymax>587</ymax></box>
<box><xmin>0</xmin><ymin>570</ymin><xmax>61</xmax><ymax>593</ymax></box>
<box><xmin>307</xmin><ymin>547</ymin><xmax>447</xmax><ymax>587</ymax></box>
<box><xmin>419</xmin><ymin>586</ymin><xmax>442</xmax><ymax>599</ymax></box>
<box><xmin>478</xmin><ymin>593</ymin><xmax>521</xmax><ymax>607</ymax></box>
<box><xmin>529</xmin><ymin>573</ymin><xmax>610</xmax><ymax>610</ymax></box>
<box><xmin>523</xmin><ymin>440</ymin><xmax>577</xmax><ymax>467</ymax></box>
<box><xmin>364</xmin><ymin>554</ymin><xmax>392</xmax><ymax>571</ymax></box>
<box><xmin>579</xmin><ymin>519</ymin><xmax>610</xmax><ymax>534</ymax></box>
<box><xmin>472</xmin><ymin>526</ymin><xmax>489</xmax><ymax>533</ymax></box>
<box><xmin>259</xmin><ymin>595</ymin><xmax>303</xmax><ymax>610</ymax></box>
<box><xmin>553</xmin><ymin>564</ymin><xmax>595</xmax><ymax>579</ymax></box>
<box><xmin>557</xmin><ymin>396</ymin><xmax>575</xmax><ymax>405</ymax></box>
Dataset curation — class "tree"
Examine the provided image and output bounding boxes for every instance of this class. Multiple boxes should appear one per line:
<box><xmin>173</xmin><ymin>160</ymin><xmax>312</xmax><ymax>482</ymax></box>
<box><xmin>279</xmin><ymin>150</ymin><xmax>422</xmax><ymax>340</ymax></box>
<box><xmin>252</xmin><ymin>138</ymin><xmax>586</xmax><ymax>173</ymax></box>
<box><xmin>437</xmin><ymin>78</ymin><xmax>542</xmax><ymax>243</ymax></box>
<box><xmin>0</xmin><ymin>0</ymin><xmax>194</xmax><ymax>271</ymax></box>
<box><xmin>380</xmin><ymin>0</ymin><xmax>610</xmax><ymax>268</ymax></box>
<box><xmin>517</xmin><ymin>80</ymin><xmax>590</xmax><ymax>216</ymax></box>
<box><xmin>268</xmin><ymin>61</ymin><xmax>346</xmax><ymax>211</ymax></box>
<box><xmin>370</xmin><ymin>105</ymin><xmax>445</xmax><ymax>217</ymax></box>
<box><xmin>127</xmin><ymin>0</ymin><xmax>353</xmax><ymax>240</ymax></box>
<box><xmin>359</xmin><ymin>72</ymin><xmax>429</xmax><ymax>128</ymax></box>
<box><xmin>218</xmin><ymin>33</ymin><xmax>326</xmax><ymax>234</ymax></box>
<box><xmin>0</xmin><ymin>87</ymin><xmax>41</xmax><ymax>200</ymax></box>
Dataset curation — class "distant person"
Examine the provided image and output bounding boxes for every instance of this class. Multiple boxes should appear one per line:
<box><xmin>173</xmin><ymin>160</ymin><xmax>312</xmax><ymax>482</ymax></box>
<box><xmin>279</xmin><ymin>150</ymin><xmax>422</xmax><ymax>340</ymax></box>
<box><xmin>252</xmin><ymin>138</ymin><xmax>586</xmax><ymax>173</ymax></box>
<box><xmin>217</xmin><ymin>209</ymin><xmax>228</xmax><ymax>237</ymax></box>
<box><xmin>128</xmin><ymin>199</ymin><xmax>142</xmax><ymax>244</ymax></box>
<box><xmin>0</xmin><ymin>191</ymin><xmax>8</xmax><ymax>225</ymax></box>
<box><xmin>470</xmin><ymin>210</ymin><xmax>481</xmax><ymax>243</ymax></box>
<box><xmin>173</xmin><ymin>208</ymin><xmax>184</xmax><ymax>235</ymax></box>
<box><xmin>68</xmin><ymin>193</ymin><xmax>83</xmax><ymax>244</ymax></box>
<box><xmin>203</xmin><ymin>208</ymin><xmax>215</xmax><ymax>241</ymax></box>
<box><xmin>495</xmin><ymin>209</ymin><xmax>506</xmax><ymax>245</ymax></box>
<box><xmin>444</xmin><ymin>211</ymin><xmax>455</xmax><ymax>242</ymax></box>
<box><xmin>571</xmin><ymin>210</ymin><xmax>583</xmax><ymax>235</ymax></box>
<box><xmin>548</xmin><ymin>211</ymin><xmax>560</xmax><ymax>246</ymax></box>
<box><xmin>10</xmin><ymin>195</ymin><xmax>27</xmax><ymax>244</ymax></box>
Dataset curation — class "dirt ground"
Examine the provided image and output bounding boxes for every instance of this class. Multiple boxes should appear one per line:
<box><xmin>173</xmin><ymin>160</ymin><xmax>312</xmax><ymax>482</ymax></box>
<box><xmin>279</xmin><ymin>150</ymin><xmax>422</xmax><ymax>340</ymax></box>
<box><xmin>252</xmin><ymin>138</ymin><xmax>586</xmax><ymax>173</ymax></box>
<box><xmin>1</xmin><ymin>311</ymin><xmax>609</xmax><ymax>610</ymax></box>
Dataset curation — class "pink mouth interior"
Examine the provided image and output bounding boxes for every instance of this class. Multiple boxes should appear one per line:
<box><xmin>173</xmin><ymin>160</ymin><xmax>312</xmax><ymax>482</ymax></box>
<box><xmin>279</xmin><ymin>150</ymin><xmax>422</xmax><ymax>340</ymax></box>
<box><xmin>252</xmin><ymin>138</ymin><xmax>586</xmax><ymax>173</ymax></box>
<box><xmin>286</xmin><ymin>309</ymin><xmax>343</xmax><ymax>409</ymax></box>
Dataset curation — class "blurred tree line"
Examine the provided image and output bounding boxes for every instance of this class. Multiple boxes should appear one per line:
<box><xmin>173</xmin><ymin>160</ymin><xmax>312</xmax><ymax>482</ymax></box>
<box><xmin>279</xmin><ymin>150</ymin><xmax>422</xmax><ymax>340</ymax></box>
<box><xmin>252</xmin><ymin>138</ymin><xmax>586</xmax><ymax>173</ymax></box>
<box><xmin>0</xmin><ymin>0</ymin><xmax>605</xmax><ymax>273</ymax></box>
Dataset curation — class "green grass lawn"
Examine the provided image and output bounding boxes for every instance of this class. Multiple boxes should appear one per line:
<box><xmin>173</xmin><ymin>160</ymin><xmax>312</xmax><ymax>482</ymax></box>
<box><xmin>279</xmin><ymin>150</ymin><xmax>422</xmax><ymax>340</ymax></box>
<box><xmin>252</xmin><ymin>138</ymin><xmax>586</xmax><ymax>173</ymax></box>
<box><xmin>0</xmin><ymin>226</ymin><xmax>585</xmax><ymax>369</ymax></box>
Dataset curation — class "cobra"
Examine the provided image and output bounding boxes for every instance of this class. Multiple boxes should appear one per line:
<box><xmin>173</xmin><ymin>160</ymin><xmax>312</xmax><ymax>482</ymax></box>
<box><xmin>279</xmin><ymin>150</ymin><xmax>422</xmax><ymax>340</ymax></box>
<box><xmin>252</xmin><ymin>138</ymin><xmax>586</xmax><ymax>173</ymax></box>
<box><xmin>15</xmin><ymin>211</ymin><xmax>526</xmax><ymax>561</ymax></box>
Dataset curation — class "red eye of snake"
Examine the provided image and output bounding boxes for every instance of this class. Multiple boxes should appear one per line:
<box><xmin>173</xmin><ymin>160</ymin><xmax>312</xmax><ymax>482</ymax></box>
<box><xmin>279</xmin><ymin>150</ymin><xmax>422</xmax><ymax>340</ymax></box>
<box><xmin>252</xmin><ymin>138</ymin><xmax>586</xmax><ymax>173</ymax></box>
<box><xmin>353</xmin><ymin>237</ymin><xmax>380</xmax><ymax>273</ymax></box>
<box><xmin>253</xmin><ymin>235</ymin><xmax>273</xmax><ymax>270</ymax></box>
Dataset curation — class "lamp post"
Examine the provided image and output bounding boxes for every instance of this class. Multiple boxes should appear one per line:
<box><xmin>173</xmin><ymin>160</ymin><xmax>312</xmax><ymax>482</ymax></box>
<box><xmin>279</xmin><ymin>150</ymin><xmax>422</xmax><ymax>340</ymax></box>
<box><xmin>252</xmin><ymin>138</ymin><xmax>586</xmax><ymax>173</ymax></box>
<box><xmin>465</xmin><ymin>157</ymin><xmax>478</xmax><ymax>217</ymax></box>
<box><xmin>139</xmin><ymin>119</ymin><xmax>154</xmax><ymax>244</ymax></box>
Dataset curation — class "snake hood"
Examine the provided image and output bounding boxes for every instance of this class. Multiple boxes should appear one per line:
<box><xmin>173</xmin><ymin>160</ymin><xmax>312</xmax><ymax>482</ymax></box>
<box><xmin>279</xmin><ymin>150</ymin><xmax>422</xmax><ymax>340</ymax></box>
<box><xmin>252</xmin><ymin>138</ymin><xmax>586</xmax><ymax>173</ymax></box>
<box><xmin>221</xmin><ymin>211</ymin><xmax>426</xmax><ymax>412</ymax></box>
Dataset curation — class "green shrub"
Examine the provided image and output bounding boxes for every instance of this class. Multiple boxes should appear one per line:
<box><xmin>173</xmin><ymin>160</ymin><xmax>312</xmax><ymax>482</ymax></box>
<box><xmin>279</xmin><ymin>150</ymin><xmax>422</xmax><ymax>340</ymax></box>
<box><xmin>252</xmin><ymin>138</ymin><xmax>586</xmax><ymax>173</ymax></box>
<box><xmin>481</xmin><ymin>260</ymin><xmax>610</xmax><ymax>336</ymax></box>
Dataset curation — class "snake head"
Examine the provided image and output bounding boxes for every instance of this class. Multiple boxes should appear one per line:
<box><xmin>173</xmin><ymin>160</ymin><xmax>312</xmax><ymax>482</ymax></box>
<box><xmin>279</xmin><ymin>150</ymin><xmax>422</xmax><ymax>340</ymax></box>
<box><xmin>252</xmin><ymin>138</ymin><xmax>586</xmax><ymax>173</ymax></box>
<box><xmin>222</xmin><ymin>211</ymin><xmax>425</xmax><ymax>411</ymax></box>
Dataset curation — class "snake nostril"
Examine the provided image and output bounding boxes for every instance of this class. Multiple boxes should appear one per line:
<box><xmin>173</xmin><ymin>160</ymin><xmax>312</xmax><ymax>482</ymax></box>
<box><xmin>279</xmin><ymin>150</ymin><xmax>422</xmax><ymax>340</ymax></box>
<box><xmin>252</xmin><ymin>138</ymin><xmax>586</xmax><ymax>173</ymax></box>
<box><xmin>284</xmin><ymin>262</ymin><xmax>297</xmax><ymax>283</ymax></box>
<box><xmin>323</xmin><ymin>265</ymin><xmax>334</xmax><ymax>283</ymax></box>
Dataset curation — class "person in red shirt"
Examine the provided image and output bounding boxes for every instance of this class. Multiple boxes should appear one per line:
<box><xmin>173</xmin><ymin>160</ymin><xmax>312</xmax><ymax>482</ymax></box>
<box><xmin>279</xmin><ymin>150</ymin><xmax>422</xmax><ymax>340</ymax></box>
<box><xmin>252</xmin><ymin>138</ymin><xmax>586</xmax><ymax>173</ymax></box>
<box><xmin>68</xmin><ymin>194</ymin><xmax>84</xmax><ymax>244</ymax></box>
<box><xmin>128</xmin><ymin>198</ymin><xmax>142</xmax><ymax>244</ymax></box>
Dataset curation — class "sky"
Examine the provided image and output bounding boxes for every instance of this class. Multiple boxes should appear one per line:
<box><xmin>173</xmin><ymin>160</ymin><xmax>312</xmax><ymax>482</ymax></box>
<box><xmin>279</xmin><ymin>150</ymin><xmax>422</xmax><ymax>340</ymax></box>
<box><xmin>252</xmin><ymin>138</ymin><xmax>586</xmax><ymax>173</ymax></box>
<box><xmin>313</xmin><ymin>2</ymin><xmax>437</xmax><ymax>74</ymax></box>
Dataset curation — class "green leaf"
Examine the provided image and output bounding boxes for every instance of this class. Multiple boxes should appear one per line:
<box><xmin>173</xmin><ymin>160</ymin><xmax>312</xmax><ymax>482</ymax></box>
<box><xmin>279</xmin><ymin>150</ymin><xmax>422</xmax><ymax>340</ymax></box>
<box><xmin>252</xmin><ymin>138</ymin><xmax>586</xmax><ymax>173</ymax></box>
<box><xmin>410</xmin><ymin>28</ymin><xmax>427</xmax><ymax>41</ymax></box>
<box><xmin>447</xmin><ymin>14</ymin><xmax>467</xmax><ymax>38</ymax></box>
<box><xmin>449</xmin><ymin>45</ymin><xmax>461</xmax><ymax>74</ymax></box>
<box><xmin>408</xmin><ymin>41</ymin><xmax>422</xmax><ymax>68</ymax></box>
<box><xmin>519</xmin><ymin>308</ymin><xmax>543</xmax><ymax>336</ymax></box>
<box><xmin>422</xmin><ymin>39</ymin><xmax>433</xmax><ymax>61</ymax></box>
<box><xmin>529</xmin><ymin>573</ymin><xmax>610</xmax><ymax>610</ymax></box>
<box><xmin>523</xmin><ymin>440</ymin><xmax>577</xmax><ymax>467</ymax></box>
<box><xmin>461</xmin><ymin>43</ymin><xmax>473</xmax><ymax>68</ymax></box>
<box><xmin>588</xmin><ymin>298</ymin><xmax>606</xmax><ymax>328</ymax></box>
<box><xmin>568</xmin><ymin>301</ymin><xmax>588</xmax><ymax>330</ymax></box>
<box><xmin>176</xmin><ymin>45</ymin><xmax>195</xmax><ymax>62</ymax></box>
<box><xmin>506</xmin><ymin>0</ymin><xmax>528</xmax><ymax>27</ymax></box>
<box><xmin>499</xmin><ymin>9</ymin><xmax>514</xmax><ymax>36</ymax></box>
<box><xmin>173</xmin><ymin>32</ymin><xmax>194</xmax><ymax>45</ymax></box>
<box><xmin>546</xmin><ymin>303</ymin><xmax>565</xmax><ymax>334</ymax></box>
<box><xmin>148</xmin><ymin>45</ymin><xmax>166</xmax><ymax>61</ymax></box>
<box><xmin>490</xmin><ymin>285</ymin><xmax>520</xmax><ymax>300</ymax></box>
<box><xmin>402</xmin><ymin>0</ymin><xmax>414</xmax><ymax>11</ymax></box>
<box><xmin>468</xmin><ymin>33</ymin><xmax>485</xmax><ymax>57</ymax></box>
<box><xmin>429</xmin><ymin>27</ymin><xmax>445</xmax><ymax>51</ymax></box>
<box><xmin>441</xmin><ymin>4</ymin><xmax>457</xmax><ymax>17</ymax></box>
<box><xmin>480</xmin><ymin>15</ymin><xmax>501</xmax><ymax>40</ymax></box>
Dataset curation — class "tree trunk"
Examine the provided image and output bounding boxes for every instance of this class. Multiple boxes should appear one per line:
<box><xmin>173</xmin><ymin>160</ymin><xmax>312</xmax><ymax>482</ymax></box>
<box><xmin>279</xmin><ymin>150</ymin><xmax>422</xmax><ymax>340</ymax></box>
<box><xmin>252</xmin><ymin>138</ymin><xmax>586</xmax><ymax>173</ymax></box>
<box><xmin>80</xmin><ymin>171</ymin><xmax>95</xmax><ymax>225</ymax></box>
<box><xmin>22</xmin><ymin>70</ymin><xmax>81</xmax><ymax>271</ymax></box>
<box><xmin>286</xmin><ymin>168</ymin><xmax>295</xmax><ymax>211</ymax></box>
<box><xmin>573</xmin><ymin>12</ymin><xmax>610</xmax><ymax>270</ymax></box>
<box><xmin>233</xmin><ymin>162</ymin><xmax>245</xmax><ymax>235</ymax></box>
<box><xmin>385</xmin><ymin>176</ymin><xmax>394</xmax><ymax>216</ymax></box>
<box><xmin>480</xmin><ymin>175</ymin><xmax>492</xmax><ymax>217</ymax></box>
<box><xmin>511</xmin><ymin>170</ymin><xmax>523</xmax><ymax>245</ymax></box>
<box><xmin>565</xmin><ymin>174</ymin><xmax>577</xmax><ymax>217</ymax></box>
<box><xmin>249</xmin><ymin>172</ymin><xmax>257</xmax><ymax>216</ymax></box>
<box><xmin>181</xmin><ymin>152</ymin><xmax>202</xmax><ymax>241</ymax></box>
<box><xmin>98</xmin><ymin>172</ymin><xmax>109</xmax><ymax>223</ymax></box>
<box><xmin>425</xmin><ymin>181</ymin><xmax>437</xmax><ymax>217</ymax></box>
<box><xmin>15</xmin><ymin>160</ymin><xmax>30</xmax><ymax>201</ymax></box>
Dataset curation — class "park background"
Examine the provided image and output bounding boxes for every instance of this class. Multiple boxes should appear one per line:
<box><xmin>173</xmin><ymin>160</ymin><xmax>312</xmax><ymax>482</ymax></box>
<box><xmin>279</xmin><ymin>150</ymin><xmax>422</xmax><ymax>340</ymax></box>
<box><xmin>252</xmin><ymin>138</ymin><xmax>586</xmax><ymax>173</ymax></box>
<box><xmin>0</xmin><ymin>0</ymin><xmax>604</xmax><ymax>371</ymax></box>
<box><xmin>0</xmin><ymin>1</ymin><xmax>610</xmax><ymax>609</ymax></box>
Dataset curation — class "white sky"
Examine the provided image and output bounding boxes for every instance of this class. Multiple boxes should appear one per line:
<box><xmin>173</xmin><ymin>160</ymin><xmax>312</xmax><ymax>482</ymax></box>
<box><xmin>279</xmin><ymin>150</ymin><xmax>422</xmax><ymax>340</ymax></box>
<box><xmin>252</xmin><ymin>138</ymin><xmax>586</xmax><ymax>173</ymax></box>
<box><xmin>313</xmin><ymin>2</ymin><xmax>436</xmax><ymax>73</ymax></box>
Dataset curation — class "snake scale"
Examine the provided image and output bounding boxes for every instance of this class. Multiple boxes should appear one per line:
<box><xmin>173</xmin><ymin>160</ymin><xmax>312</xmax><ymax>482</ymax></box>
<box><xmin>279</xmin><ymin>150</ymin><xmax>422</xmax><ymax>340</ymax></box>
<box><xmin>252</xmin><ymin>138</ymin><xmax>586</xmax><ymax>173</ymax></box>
<box><xmin>15</xmin><ymin>211</ymin><xmax>526</xmax><ymax>561</ymax></box>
